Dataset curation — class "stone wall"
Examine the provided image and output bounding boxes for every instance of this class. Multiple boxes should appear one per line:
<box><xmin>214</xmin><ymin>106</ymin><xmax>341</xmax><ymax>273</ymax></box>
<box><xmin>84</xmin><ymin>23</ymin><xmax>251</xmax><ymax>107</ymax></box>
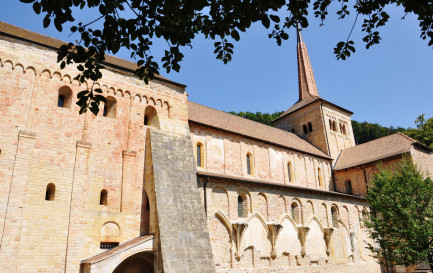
<box><xmin>146</xmin><ymin>129</ymin><xmax>215</xmax><ymax>273</ymax></box>
<box><xmin>0</xmin><ymin>34</ymin><xmax>187</xmax><ymax>272</ymax></box>
<box><xmin>201</xmin><ymin>177</ymin><xmax>381</xmax><ymax>273</ymax></box>
<box><xmin>190</xmin><ymin>124</ymin><xmax>333</xmax><ymax>191</ymax></box>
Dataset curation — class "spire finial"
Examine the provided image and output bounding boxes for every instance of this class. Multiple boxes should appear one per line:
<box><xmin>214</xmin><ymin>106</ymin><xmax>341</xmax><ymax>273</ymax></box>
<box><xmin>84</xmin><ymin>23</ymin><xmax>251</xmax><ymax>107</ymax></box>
<box><xmin>296</xmin><ymin>26</ymin><xmax>319</xmax><ymax>101</ymax></box>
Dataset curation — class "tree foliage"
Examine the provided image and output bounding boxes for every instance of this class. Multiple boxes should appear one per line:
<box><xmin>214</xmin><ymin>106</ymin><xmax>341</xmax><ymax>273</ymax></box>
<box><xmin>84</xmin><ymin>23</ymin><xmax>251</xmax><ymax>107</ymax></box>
<box><xmin>352</xmin><ymin>120</ymin><xmax>406</xmax><ymax>145</ymax></box>
<box><xmin>365</xmin><ymin>158</ymin><xmax>433</xmax><ymax>271</ymax></box>
<box><xmin>229</xmin><ymin>110</ymin><xmax>284</xmax><ymax>126</ymax></box>
<box><xmin>405</xmin><ymin>114</ymin><xmax>433</xmax><ymax>149</ymax></box>
<box><xmin>19</xmin><ymin>0</ymin><xmax>433</xmax><ymax>114</ymax></box>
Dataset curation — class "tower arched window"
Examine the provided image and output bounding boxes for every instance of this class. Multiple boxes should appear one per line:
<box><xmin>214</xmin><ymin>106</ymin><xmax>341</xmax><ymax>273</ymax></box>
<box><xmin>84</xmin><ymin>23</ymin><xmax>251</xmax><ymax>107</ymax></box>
<box><xmin>196</xmin><ymin>142</ymin><xmax>204</xmax><ymax>168</ymax></box>
<box><xmin>58</xmin><ymin>86</ymin><xmax>72</xmax><ymax>108</ymax></box>
<box><xmin>329</xmin><ymin>119</ymin><xmax>333</xmax><ymax>130</ymax></box>
<box><xmin>346</xmin><ymin>180</ymin><xmax>353</xmax><ymax>195</ymax></box>
<box><xmin>288</xmin><ymin>162</ymin><xmax>293</xmax><ymax>182</ymax></box>
<box><xmin>100</xmin><ymin>189</ymin><xmax>108</xmax><ymax>205</ymax></box>
<box><xmin>302</xmin><ymin>124</ymin><xmax>308</xmax><ymax>134</ymax></box>
<box><xmin>308</xmin><ymin>122</ymin><xmax>313</xmax><ymax>132</ymax></box>
<box><xmin>246</xmin><ymin>153</ymin><xmax>253</xmax><ymax>175</ymax></box>
<box><xmin>103</xmin><ymin>96</ymin><xmax>117</xmax><ymax>118</ymax></box>
<box><xmin>144</xmin><ymin>105</ymin><xmax>158</xmax><ymax>127</ymax></box>
<box><xmin>45</xmin><ymin>183</ymin><xmax>55</xmax><ymax>201</ymax></box>
<box><xmin>291</xmin><ymin>202</ymin><xmax>300</xmax><ymax>224</ymax></box>
<box><xmin>331</xmin><ymin>206</ymin><xmax>339</xmax><ymax>228</ymax></box>
<box><xmin>318</xmin><ymin>167</ymin><xmax>323</xmax><ymax>187</ymax></box>
<box><xmin>332</xmin><ymin>121</ymin><xmax>337</xmax><ymax>132</ymax></box>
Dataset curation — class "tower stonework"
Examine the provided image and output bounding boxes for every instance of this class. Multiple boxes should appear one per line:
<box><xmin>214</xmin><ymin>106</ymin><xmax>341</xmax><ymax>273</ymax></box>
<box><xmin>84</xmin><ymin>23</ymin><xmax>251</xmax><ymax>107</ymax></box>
<box><xmin>273</xmin><ymin>27</ymin><xmax>356</xmax><ymax>159</ymax></box>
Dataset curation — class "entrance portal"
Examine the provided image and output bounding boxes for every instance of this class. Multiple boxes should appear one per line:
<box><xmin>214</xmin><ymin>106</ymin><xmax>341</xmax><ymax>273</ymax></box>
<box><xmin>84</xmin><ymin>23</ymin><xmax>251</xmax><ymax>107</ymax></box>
<box><xmin>113</xmin><ymin>251</ymin><xmax>154</xmax><ymax>273</ymax></box>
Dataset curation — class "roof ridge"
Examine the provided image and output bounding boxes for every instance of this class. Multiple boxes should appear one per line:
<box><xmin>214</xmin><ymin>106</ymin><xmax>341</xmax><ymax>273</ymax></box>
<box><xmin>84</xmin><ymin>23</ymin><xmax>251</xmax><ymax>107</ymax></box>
<box><xmin>188</xmin><ymin>101</ymin><xmax>295</xmax><ymax>135</ymax></box>
<box><xmin>396</xmin><ymin>132</ymin><xmax>418</xmax><ymax>143</ymax></box>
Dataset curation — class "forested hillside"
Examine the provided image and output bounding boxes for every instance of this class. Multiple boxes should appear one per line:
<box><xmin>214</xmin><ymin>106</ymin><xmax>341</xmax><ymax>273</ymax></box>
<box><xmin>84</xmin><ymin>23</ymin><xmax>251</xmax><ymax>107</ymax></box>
<box><xmin>229</xmin><ymin>111</ymin><xmax>433</xmax><ymax>148</ymax></box>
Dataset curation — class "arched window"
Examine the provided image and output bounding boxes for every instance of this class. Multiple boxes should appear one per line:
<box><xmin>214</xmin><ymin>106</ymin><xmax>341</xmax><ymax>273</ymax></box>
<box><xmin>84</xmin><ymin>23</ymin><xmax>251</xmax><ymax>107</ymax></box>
<box><xmin>308</xmin><ymin>122</ymin><xmax>313</xmax><ymax>132</ymax></box>
<box><xmin>288</xmin><ymin>162</ymin><xmax>293</xmax><ymax>182</ymax></box>
<box><xmin>238</xmin><ymin>194</ymin><xmax>248</xmax><ymax>218</ymax></box>
<box><xmin>144</xmin><ymin>105</ymin><xmax>158</xmax><ymax>127</ymax></box>
<box><xmin>103</xmin><ymin>96</ymin><xmax>117</xmax><ymax>118</ymax></box>
<box><xmin>58</xmin><ymin>86</ymin><xmax>72</xmax><ymax>108</ymax></box>
<box><xmin>100</xmin><ymin>189</ymin><xmax>108</xmax><ymax>205</ymax></box>
<box><xmin>302</xmin><ymin>124</ymin><xmax>308</xmax><ymax>134</ymax></box>
<box><xmin>291</xmin><ymin>202</ymin><xmax>300</xmax><ymax>224</ymax></box>
<box><xmin>332</xmin><ymin>121</ymin><xmax>337</xmax><ymax>132</ymax></box>
<box><xmin>45</xmin><ymin>183</ymin><xmax>55</xmax><ymax>201</ymax></box>
<box><xmin>196</xmin><ymin>142</ymin><xmax>204</xmax><ymax>168</ymax></box>
<box><xmin>346</xmin><ymin>180</ymin><xmax>353</xmax><ymax>194</ymax></box>
<box><xmin>318</xmin><ymin>167</ymin><xmax>323</xmax><ymax>187</ymax></box>
<box><xmin>246</xmin><ymin>153</ymin><xmax>253</xmax><ymax>175</ymax></box>
<box><xmin>329</xmin><ymin>119</ymin><xmax>333</xmax><ymax>130</ymax></box>
<box><xmin>343</xmin><ymin>124</ymin><xmax>347</xmax><ymax>135</ymax></box>
<box><xmin>331</xmin><ymin>206</ymin><xmax>339</xmax><ymax>228</ymax></box>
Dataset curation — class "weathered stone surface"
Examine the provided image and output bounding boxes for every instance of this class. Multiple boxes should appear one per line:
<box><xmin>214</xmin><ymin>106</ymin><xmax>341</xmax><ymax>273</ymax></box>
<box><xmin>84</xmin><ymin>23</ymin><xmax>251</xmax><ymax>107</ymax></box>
<box><xmin>148</xmin><ymin>129</ymin><xmax>215</xmax><ymax>273</ymax></box>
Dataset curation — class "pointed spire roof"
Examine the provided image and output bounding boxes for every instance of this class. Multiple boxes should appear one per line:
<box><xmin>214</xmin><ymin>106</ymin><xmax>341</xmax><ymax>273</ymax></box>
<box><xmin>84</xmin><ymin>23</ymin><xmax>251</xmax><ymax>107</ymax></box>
<box><xmin>297</xmin><ymin>25</ymin><xmax>319</xmax><ymax>101</ymax></box>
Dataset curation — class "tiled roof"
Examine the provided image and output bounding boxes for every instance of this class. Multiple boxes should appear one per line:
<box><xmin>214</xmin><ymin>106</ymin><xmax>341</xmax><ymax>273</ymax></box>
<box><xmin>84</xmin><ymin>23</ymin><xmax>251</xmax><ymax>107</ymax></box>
<box><xmin>0</xmin><ymin>21</ymin><xmax>185</xmax><ymax>89</ymax></box>
<box><xmin>334</xmin><ymin>133</ymin><xmax>423</xmax><ymax>171</ymax></box>
<box><xmin>187</xmin><ymin>101</ymin><xmax>330</xmax><ymax>159</ymax></box>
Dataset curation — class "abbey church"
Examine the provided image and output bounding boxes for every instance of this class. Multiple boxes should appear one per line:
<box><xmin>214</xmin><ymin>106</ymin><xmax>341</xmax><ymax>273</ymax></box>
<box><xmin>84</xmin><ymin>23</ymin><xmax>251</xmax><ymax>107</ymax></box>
<box><xmin>0</xmin><ymin>21</ymin><xmax>432</xmax><ymax>273</ymax></box>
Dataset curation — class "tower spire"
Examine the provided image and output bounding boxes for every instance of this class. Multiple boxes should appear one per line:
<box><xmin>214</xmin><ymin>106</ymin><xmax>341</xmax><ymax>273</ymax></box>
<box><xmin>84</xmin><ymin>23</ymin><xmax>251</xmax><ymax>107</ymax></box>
<box><xmin>297</xmin><ymin>25</ymin><xmax>319</xmax><ymax>101</ymax></box>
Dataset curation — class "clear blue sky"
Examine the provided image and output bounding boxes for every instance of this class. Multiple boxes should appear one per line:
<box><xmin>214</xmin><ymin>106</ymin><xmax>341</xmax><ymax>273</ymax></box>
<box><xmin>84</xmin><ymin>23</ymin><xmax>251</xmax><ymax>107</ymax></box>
<box><xmin>1</xmin><ymin>2</ymin><xmax>432</xmax><ymax>128</ymax></box>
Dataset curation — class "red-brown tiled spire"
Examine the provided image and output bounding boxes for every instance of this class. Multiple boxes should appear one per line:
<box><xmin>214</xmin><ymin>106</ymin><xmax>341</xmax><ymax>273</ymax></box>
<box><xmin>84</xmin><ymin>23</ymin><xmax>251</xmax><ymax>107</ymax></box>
<box><xmin>297</xmin><ymin>26</ymin><xmax>319</xmax><ymax>101</ymax></box>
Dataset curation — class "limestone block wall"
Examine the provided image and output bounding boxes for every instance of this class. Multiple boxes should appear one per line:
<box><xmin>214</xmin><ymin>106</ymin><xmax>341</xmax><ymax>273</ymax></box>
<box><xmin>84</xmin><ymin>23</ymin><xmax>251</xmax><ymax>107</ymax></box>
<box><xmin>273</xmin><ymin>102</ymin><xmax>329</xmax><ymax>156</ymax></box>
<box><xmin>411</xmin><ymin>146</ymin><xmax>433</xmax><ymax>179</ymax></box>
<box><xmin>0</xmin><ymin>35</ymin><xmax>188</xmax><ymax>272</ymax></box>
<box><xmin>322</xmin><ymin>105</ymin><xmax>356</xmax><ymax>159</ymax></box>
<box><xmin>202</xmin><ymin>178</ymin><xmax>381</xmax><ymax>273</ymax></box>
<box><xmin>190</xmin><ymin>124</ymin><xmax>333</xmax><ymax>191</ymax></box>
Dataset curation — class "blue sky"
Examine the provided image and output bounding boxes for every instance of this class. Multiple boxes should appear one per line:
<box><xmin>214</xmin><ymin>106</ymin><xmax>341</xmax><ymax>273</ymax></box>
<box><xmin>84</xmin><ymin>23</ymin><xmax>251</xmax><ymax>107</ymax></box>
<box><xmin>1</xmin><ymin>2</ymin><xmax>432</xmax><ymax>128</ymax></box>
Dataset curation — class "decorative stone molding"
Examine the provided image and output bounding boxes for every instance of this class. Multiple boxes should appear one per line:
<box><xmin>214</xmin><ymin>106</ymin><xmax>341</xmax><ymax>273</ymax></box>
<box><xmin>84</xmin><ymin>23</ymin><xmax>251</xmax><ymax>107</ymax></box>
<box><xmin>232</xmin><ymin>222</ymin><xmax>248</xmax><ymax>260</ymax></box>
<box><xmin>297</xmin><ymin>226</ymin><xmax>310</xmax><ymax>257</ymax></box>
<box><xmin>267</xmin><ymin>222</ymin><xmax>283</xmax><ymax>259</ymax></box>
<box><xmin>323</xmin><ymin>227</ymin><xmax>334</xmax><ymax>256</ymax></box>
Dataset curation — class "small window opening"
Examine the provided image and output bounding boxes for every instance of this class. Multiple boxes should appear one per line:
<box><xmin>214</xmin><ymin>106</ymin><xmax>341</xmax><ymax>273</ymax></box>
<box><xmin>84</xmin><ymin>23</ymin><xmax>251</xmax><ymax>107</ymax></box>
<box><xmin>238</xmin><ymin>194</ymin><xmax>248</xmax><ymax>218</ymax></box>
<box><xmin>100</xmin><ymin>189</ymin><xmax>108</xmax><ymax>206</ymax></box>
<box><xmin>291</xmin><ymin>128</ymin><xmax>295</xmax><ymax>133</ymax></box>
<box><xmin>196</xmin><ymin>143</ymin><xmax>203</xmax><ymax>167</ymax></box>
<box><xmin>346</xmin><ymin>180</ymin><xmax>353</xmax><ymax>195</ymax></box>
<box><xmin>302</xmin><ymin>124</ymin><xmax>308</xmax><ymax>134</ymax></box>
<box><xmin>291</xmin><ymin>202</ymin><xmax>300</xmax><ymax>224</ymax></box>
<box><xmin>331</xmin><ymin>206</ymin><xmax>339</xmax><ymax>228</ymax></box>
<box><xmin>100</xmin><ymin>242</ymin><xmax>119</xmax><ymax>249</ymax></box>
<box><xmin>58</xmin><ymin>86</ymin><xmax>72</xmax><ymax>108</ymax></box>
<box><xmin>146</xmin><ymin>197</ymin><xmax>150</xmax><ymax>211</ymax></box>
<box><xmin>318</xmin><ymin>167</ymin><xmax>323</xmax><ymax>187</ymax></box>
<box><xmin>45</xmin><ymin>183</ymin><xmax>55</xmax><ymax>201</ymax></box>
<box><xmin>246</xmin><ymin>153</ymin><xmax>252</xmax><ymax>175</ymax></box>
<box><xmin>288</xmin><ymin>162</ymin><xmax>293</xmax><ymax>182</ymax></box>
<box><xmin>329</xmin><ymin>119</ymin><xmax>332</xmax><ymax>130</ymax></box>
<box><xmin>332</xmin><ymin>121</ymin><xmax>337</xmax><ymax>132</ymax></box>
<box><xmin>103</xmin><ymin>96</ymin><xmax>117</xmax><ymax>118</ymax></box>
<box><xmin>144</xmin><ymin>105</ymin><xmax>158</xmax><ymax>127</ymax></box>
<box><xmin>308</xmin><ymin>122</ymin><xmax>313</xmax><ymax>132</ymax></box>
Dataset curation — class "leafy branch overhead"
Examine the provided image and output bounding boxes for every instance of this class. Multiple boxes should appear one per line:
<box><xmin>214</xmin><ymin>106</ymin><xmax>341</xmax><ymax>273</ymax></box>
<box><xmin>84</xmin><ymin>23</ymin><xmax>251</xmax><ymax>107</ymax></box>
<box><xmin>19</xmin><ymin>0</ymin><xmax>433</xmax><ymax>114</ymax></box>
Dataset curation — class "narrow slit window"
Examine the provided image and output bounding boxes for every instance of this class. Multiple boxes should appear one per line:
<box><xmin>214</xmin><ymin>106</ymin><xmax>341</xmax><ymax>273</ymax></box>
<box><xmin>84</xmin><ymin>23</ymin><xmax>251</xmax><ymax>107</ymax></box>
<box><xmin>302</xmin><ymin>124</ymin><xmax>308</xmax><ymax>134</ymax></box>
<box><xmin>288</xmin><ymin>162</ymin><xmax>293</xmax><ymax>182</ymax></box>
<box><xmin>45</xmin><ymin>183</ymin><xmax>55</xmax><ymax>201</ymax></box>
<box><xmin>100</xmin><ymin>189</ymin><xmax>108</xmax><ymax>206</ymax></box>
<box><xmin>308</xmin><ymin>122</ymin><xmax>313</xmax><ymax>132</ymax></box>
<box><xmin>246</xmin><ymin>154</ymin><xmax>252</xmax><ymax>175</ymax></box>
<box><xmin>238</xmin><ymin>195</ymin><xmax>244</xmax><ymax>218</ymax></box>
<box><xmin>196</xmin><ymin>143</ymin><xmax>202</xmax><ymax>167</ymax></box>
<box><xmin>346</xmin><ymin>180</ymin><xmax>353</xmax><ymax>194</ymax></box>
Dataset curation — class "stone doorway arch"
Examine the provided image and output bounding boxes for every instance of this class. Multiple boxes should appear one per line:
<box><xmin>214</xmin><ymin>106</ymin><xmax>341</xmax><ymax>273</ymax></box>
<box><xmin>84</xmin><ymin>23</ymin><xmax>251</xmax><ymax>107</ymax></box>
<box><xmin>112</xmin><ymin>251</ymin><xmax>154</xmax><ymax>273</ymax></box>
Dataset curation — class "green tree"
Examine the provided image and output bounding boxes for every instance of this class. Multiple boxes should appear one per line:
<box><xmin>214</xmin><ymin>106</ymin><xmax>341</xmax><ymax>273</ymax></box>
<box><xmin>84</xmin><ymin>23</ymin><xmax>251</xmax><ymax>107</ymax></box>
<box><xmin>229</xmin><ymin>111</ymin><xmax>284</xmax><ymax>126</ymax></box>
<box><xmin>365</xmin><ymin>158</ymin><xmax>433</xmax><ymax>272</ymax></box>
<box><xmin>352</xmin><ymin>120</ymin><xmax>406</xmax><ymax>145</ymax></box>
<box><xmin>19</xmin><ymin>0</ymin><xmax>433</xmax><ymax>114</ymax></box>
<box><xmin>405</xmin><ymin>114</ymin><xmax>433</xmax><ymax>149</ymax></box>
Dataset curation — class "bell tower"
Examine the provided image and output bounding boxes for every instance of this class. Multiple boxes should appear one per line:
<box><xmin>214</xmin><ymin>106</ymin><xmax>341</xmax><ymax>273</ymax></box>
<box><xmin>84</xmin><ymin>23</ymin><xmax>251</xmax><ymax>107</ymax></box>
<box><xmin>272</xmin><ymin>26</ymin><xmax>356</xmax><ymax>159</ymax></box>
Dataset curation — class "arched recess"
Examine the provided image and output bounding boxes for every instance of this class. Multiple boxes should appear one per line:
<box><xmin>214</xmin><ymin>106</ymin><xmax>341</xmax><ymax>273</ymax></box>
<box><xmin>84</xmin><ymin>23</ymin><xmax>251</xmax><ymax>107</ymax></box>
<box><xmin>144</xmin><ymin>105</ymin><xmax>159</xmax><ymax>128</ymax></box>
<box><xmin>257</xmin><ymin>192</ymin><xmax>268</xmax><ymax>221</ymax></box>
<box><xmin>112</xmin><ymin>251</ymin><xmax>154</xmax><ymax>273</ymax></box>
<box><xmin>211</xmin><ymin>186</ymin><xmax>229</xmax><ymax>217</ymax></box>
<box><xmin>304</xmin><ymin>201</ymin><xmax>315</xmax><ymax>224</ymax></box>
<box><xmin>290</xmin><ymin>198</ymin><xmax>303</xmax><ymax>225</ymax></box>
<box><xmin>237</xmin><ymin>189</ymin><xmax>251</xmax><ymax>218</ymax></box>
<box><xmin>331</xmin><ymin>219</ymin><xmax>351</xmax><ymax>263</ymax></box>
<box><xmin>103</xmin><ymin>96</ymin><xmax>117</xmax><ymax>118</ymax></box>
<box><xmin>305</xmin><ymin>217</ymin><xmax>327</xmax><ymax>259</ymax></box>
<box><xmin>58</xmin><ymin>86</ymin><xmax>73</xmax><ymax>108</ymax></box>
<box><xmin>242</xmin><ymin>213</ymin><xmax>271</xmax><ymax>257</ymax></box>
<box><xmin>276</xmin><ymin>195</ymin><xmax>287</xmax><ymax>217</ymax></box>
<box><xmin>212</xmin><ymin>211</ymin><xmax>232</xmax><ymax>268</ymax></box>
<box><xmin>276</xmin><ymin>215</ymin><xmax>301</xmax><ymax>257</ymax></box>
